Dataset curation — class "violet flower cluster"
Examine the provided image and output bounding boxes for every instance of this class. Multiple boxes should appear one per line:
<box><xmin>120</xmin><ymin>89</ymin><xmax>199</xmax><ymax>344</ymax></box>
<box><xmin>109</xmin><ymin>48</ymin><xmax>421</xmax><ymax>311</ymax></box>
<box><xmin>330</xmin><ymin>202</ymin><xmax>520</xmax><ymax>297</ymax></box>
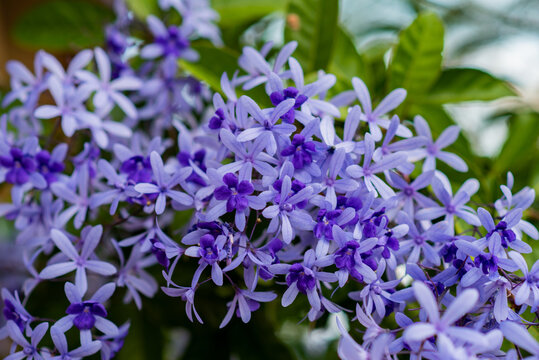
<box><xmin>1</xmin><ymin>1</ymin><xmax>539</xmax><ymax>359</ymax></box>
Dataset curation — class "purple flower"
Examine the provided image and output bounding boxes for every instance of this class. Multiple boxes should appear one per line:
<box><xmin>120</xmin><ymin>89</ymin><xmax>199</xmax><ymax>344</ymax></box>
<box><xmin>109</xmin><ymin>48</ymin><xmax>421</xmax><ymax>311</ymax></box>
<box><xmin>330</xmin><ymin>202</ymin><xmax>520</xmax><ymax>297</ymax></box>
<box><xmin>114</xmin><ymin>242</ymin><xmax>158</xmax><ymax>310</ymax></box>
<box><xmin>35</xmin><ymin>144</ymin><xmax>66</xmax><ymax>185</ymax></box>
<box><xmin>336</xmin><ymin>317</ymin><xmax>368</xmax><ymax>360</ymax></box>
<box><xmin>97</xmin><ymin>322</ymin><xmax>130</xmax><ymax>360</ymax></box>
<box><xmin>332</xmin><ymin>226</ymin><xmax>377</xmax><ymax>287</ymax></box>
<box><xmin>0</xmin><ymin>147</ymin><xmax>37</xmax><ymax>186</ymax></box>
<box><xmin>346</xmin><ymin>133</ymin><xmax>406</xmax><ymax>199</ymax></box>
<box><xmin>2</xmin><ymin>52</ymin><xmax>48</xmax><ymax>109</ymax></box>
<box><xmin>397</xmin><ymin>213</ymin><xmax>447</xmax><ymax>266</ymax></box>
<box><xmin>494</xmin><ymin>172</ymin><xmax>539</xmax><ymax>241</ymax></box>
<box><xmin>509</xmin><ymin>251</ymin><xmax>539</xmax><ymax>308</ymax></box>
<box><xmin>90</xmin><ymin>159</ymin><xmax>136</xmax><ymax>215</ymax></box>
<box><xmin>134</xmin><ymin>151</ymin><xmax>193</xmax><ymax>215</ymax></box>
<box><xmin>236</xmin><ymin>96</ymin><xmax>296</xmax><ymax>155</ymax></box>
<box><xmin>53</xmin><ymin>282</ymin><xmax>118</xmax><ymax>345</ymax></box>
<box><xmin>271</xmin><ymin>249</ymin><xmax>337</xmax><ymax>312</ymax></box>
<box><xmin>206</xmin><ymin>173</ymin><xmax>264</xmax><ymax>231</ymax></box>
<box><xmin>219</xmin><ymin>289</ymin><xmax>277</xmax><ymax>328</ymax></box>
<box><xmin>316</xmin><ymin>148</ymin><xmax>358</xmax><ymax>209</ymax></box>
<box><xmin>387</xmin><ymin>170</ymin><xmax>436</xmax><ymax>218</ymax></box>
<box><xmin>120</xmin><ymin>155</ymin><xmax>153</xmax><ymax>183</ymax></box>
<box><xmin>49</xmin><ymin>326</ymin><xmax>102</xmax><ymax>359</ymax></box>
<box><xmin>1</xmin><ymin>289</ymin><xmax>32</xmax><ymax>336</ymax></box>
<box><xmin>280</xmin><ymin>134</ymin><xmax>316</xmax><ymax>169</ymax></box>
<box><xmin>416</xmin><ymin>177</ymin><xmax>480</xmax><ymax>228</ymax></box>
<box><xmin>158</xmin><ymin>0</ymin><xmax>222</xmax><ymax>45</ymax></box>
<box><xmin>373</xmin><ymin>115</ymin><xmax>427</xmax><ymax>174</ymax></box>
<box><xmin>161</xmin><ymin>273</ymin><xmax>203</xmax><ymax>324</ymax></box>
<box><xmin>141</xmin><ymin>16</ymin><xmax>198</xmax><ymax>61</ymax></box>
<box><xmin>39</xmin><ymin>226</ymin><xmax>116</xmax><ymax>295</ymax></box>
<box><xmin>6</xmin><ymin>321</ymin><xmax>48</xmax><ymax>360</ymax></box>
<box><xmin>403</xmin><ymin>282</ymin><xmax>486</xmax><ymax>347</ymax></box>
<box><xmin>349</xmin><ymin>259</ymin><xmax>400</xmax><ymax>318</ymax></box>
<box><xmin>216</xmin><ymin>129</ymin><xmax>277</xmax><ymax>181</ymax></box>
<box><xmin>352</xmin><ymin>76</ymin><xmax>410</xmax><ymax>141</ymax></box>
<box><xmin>238</xmin><ymin>42</ymin><xmax>297</xmax><ymax>90</ymax></box>
<box><xmin>500</xmin><ymin>321</ymin><xmax>539</xmax><ymax>357</ymax></box>
<box><xmin>34</xmin><ymin>75</ymin><xmax>101</xmax><ymax>137</ymax></box>
<box><xmin>50</xmin><ymin>165</ymin><xmax>92</xmax><ymax>229</ymax></box>
<box><xmin>184</xmin><ymin>234</ymin><xmax>227</xmax><ymax>286</ymax></box>
<box><xmin>319</xmin><ymin>106</ymin><xmax>361</xmax><ymax>155</ymax></box>
<box><xmin>76</xmin><ymin>47</ymin><xmax>142</xmax><ymax>118</ymax></box>
<box><xmin>261</xmin><ymin>176</ymin><xmax>315</xmax><ymax>243</ymax></box>
<box><xmin>475</xmin><ymin>207</ymin><xmax>528</xmax><ymax>256</ymax></box>
<box><xmin>267</xmin><ymin>70</ymin><xmax>339</xmax><ymax>123</ymax></box>
<box><xmin>408</xmin><ymin>115</ymin><xmax>468</xmax><ymax>172</ymax></box>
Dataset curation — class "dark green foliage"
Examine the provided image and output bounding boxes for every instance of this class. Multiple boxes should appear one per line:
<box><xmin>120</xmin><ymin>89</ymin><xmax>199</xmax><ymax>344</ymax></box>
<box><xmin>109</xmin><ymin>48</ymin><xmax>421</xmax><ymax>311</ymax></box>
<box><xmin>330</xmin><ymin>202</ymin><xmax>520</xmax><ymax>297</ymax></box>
<box><xmin>12</xmin><ymin>0</ymin><xmax>114</xmax><ymax>51</ymax></box>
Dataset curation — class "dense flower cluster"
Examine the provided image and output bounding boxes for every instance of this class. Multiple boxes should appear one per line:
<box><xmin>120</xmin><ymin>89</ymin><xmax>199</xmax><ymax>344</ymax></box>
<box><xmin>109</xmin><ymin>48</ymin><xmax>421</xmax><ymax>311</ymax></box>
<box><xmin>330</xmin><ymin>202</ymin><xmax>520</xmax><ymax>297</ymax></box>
<box><xmin>1</xmin><ymin>0</ymin><xmax>538</xmax><ymax>359</ymax></box>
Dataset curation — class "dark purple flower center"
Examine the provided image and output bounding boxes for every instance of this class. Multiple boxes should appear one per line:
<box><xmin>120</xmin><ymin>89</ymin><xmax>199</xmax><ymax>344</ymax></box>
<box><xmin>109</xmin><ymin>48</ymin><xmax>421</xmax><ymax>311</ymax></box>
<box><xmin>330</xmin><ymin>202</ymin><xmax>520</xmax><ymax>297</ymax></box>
<box><xmin>178</xmin><ymin>150</ymin><xmax>207</xmax><ymax>186</ymax></box>
<box><xmin>209</xmin><ymin>108</ymin><xmax>226</xmax><ymax>130</ymax></box>
<box><xmin>403</xmin><ymin>186</ymin><xmax>414</xmax><ymax>197</ymax></box>
<box><xmin>474</xmin><ymin>254</ymin><xmax>498</xmax><ymax>275</ymax></box>
<box><xmin>426</xmin><ymin>281</ymin><xmax>445</xmax><ymax>296</ymax></box>
<box><xmin>3</xmin><ymin>299</ymin><xmax>29</xmax><ymax>332</ymax></box>
<box><xmin>156</xmin><ymin>26</ymin><xmax>190</xmax><ymax>58</ymax></box>
<box><xmin>106</xmin><ymin>27</ymin><xmax>128</xmax><ymax>55</ymax></box>
<box><xmin>270</xmin><ymin>87</ymin><xmax>308</xmax><ymax>124</ymax></box>
<box><xmin>413</xmin><ymin>235</ymin><xmax>425</xmax><ymax>245</ymax></box>
<box><xmin>120</xmin><ymin>155</ymin><xmax>152</xmax><ymax>183</ymax></box>
<box><xmin>199</xmin><ymin>234</ymin><xmax>220</xmax><ymax>264</ymax></box>
<box><xmin>36</xmin><ymin>150</ymin><xmax>64</xmax><ymax>185</ymax></box>
<box><xmin>439</xmin><ymin>242</ymin><xmax>458</xmax><ymax>263</ymax></box>
<box><xmin>488</xmin><ymin>221</ymin><xmax>516</xmax><ymax>248</ymax></box>
<box><xmin>67</xmin><ymin>301</ymin><xmax>107</xmax><ymax>330</ymax></box>
<box><xmin>380</xmin><ymin>231</ymin><xmax>399</xmax><ymax>259</ymax></box>
<box><xmin>151</xmin><ymin>239</ymin><xmax>169</xmax><ymax>271</ymax></box>
<box><xmin>286</xmin><ymin>263</ymin><xmax>316</xmax><ymax>293</ymax></box>
<box><xmin>426</xmin><ymin>143</ymin><xmax>437</xmax><ymax>155</ymax></box>
<box><xmin>0</xmin><ymin>147</ymin><xmax>36</xmax><ymax>185</ymax></box>
<box><xmin>280</xmin><ymin>134</ymin><xmax>315</xmax><ymax>170</ymax></box>
<box><xmin>314</xmin><ymin>209</ymin><xmax>342</xmax><ymax>239</ymax></box>
<box><xmin>214</xmin><ymin>173</ymin><xmax>253</xmax><ymax>212</ymax></box>
<box><xmin>362</xmin><ymin>209</ymin><xmax>388</xmax><ymax>239</ymax></box>
<box><xmin>335</xmin><ymin>241</ymin><xmax>359</xmax><ymax>271</ymax></box>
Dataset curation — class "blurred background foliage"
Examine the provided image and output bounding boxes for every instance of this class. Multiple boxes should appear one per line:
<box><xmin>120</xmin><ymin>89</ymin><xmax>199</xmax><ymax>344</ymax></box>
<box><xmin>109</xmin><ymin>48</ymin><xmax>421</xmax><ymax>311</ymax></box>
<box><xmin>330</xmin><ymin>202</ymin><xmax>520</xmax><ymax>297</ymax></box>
<box><xmin>1</xmin><ymin>0</ymin><xmax>539</xmax><ymax>359</ymax></box>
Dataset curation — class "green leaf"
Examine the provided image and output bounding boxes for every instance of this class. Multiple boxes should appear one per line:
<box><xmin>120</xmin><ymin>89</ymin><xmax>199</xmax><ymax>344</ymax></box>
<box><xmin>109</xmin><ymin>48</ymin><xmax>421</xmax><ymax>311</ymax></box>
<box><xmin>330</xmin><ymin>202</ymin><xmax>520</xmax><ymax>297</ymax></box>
<box><xmin>416</xmin><ymin>68</ymin><xmax>516</xmax><ymax>104</ymax></box>
<box><xmin>12</xmin><ymin>0</ymin><xmax>114</xmax><ymax>51</ymax></box>
<box><xmin>494</xmin><ymin>112</ymin><xmax>539</xmax><ymax>174</ymax></box>
<box><xmin>284</xmin><ymin>0</ymin><xmax>339</xmax><ymax>73</ymax></box>
<box><xmin>179</xmin><ymin>42</ymin><xmax>240</xmax><ymax>93</ymax></box>
<box><xmin>389</xmin><ymin>12</ymin><xmax>444</xmax><ymax>95</ymax></box>
<box><xmin>211</xmin><ymin>0</ymin><xmax>287</xmax><ymax>27</ymax></box>
<box><xmin>124</xmin><ymin>0</ymin><xmax>159</xmax><ymax>19</ymax></box>
<box><xmin>328</xmin><ymin>26</ymin><xmax>368</xmax><ymax>92</ymax></box>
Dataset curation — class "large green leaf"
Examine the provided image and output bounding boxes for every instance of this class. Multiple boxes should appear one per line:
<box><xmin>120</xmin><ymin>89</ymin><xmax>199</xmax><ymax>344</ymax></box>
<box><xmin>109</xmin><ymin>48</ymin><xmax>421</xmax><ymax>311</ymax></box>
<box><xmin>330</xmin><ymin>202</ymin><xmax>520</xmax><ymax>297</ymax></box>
<box><xmin>328</xmin><ymin>26</ymin><xmax>368</xmax><ymax>93</ymax></box>
<box><xmin>389</xmin><ymin>12</ymin><xmax>444</xmax><ymax>95</ymax></box>
<box><xmin>12</xmin><ymin>0</ymin><xmax>114</xmax><ymax>51</ymax></box>
<box><xmin>211</xmin><ymin>0</ymin><xmax>287</xmax><ymax>27</ymax></box>
<box><xmin>124</xmin><ymin>0</ymin><xmax>159</xmax><ymax>19</ymax></box>
<box><xmin>494</xmin><ymin>112</ymin><xmax>539</xmax><ymax>174</ymax></box>
<box><xmin>284</xmin><ymin>0</ymin><xmax>339</xmax><ymax>73</ymax></box>
<box><xmin>416</xmin><ymin>68</ymin><xmax>517</xmax><ymax>104</ymax></box>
